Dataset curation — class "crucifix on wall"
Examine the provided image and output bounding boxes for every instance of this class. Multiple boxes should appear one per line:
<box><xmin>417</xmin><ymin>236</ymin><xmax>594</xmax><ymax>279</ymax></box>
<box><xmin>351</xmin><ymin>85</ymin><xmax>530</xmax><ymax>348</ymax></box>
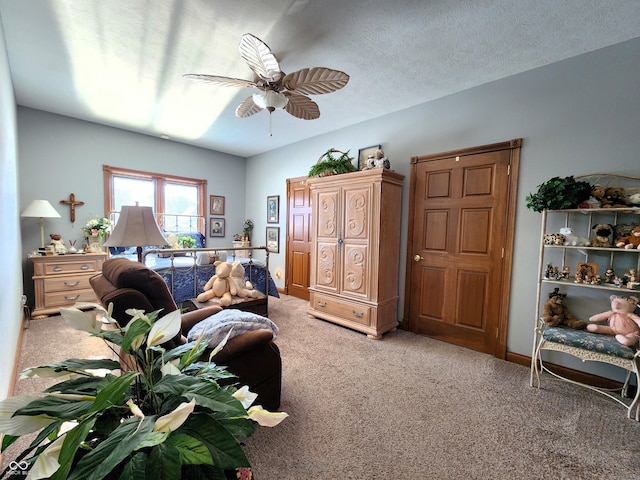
<box><xmin>60</xmin><ymin>193</ymin><xmax>85</xmax><ymax>223</ymax></box>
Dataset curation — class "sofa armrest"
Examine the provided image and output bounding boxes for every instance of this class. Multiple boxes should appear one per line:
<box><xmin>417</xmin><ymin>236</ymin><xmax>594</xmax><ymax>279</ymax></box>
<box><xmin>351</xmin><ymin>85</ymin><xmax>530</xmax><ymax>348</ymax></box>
<box><xmin>181</xmin><ymin>306</ymin><xmax>223</xmax><ymax>333</ymax></box>
<box><xmin>212</xmin><ymin>329</ymin><xmax>274</xmax><ymax>363</ymax></box>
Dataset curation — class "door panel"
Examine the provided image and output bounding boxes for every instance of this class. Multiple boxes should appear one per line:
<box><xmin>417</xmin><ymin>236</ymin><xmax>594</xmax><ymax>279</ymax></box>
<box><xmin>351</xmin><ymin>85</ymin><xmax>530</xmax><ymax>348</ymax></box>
<box><xmin>286</xmin><ymin>177</ymin><xmax>312</xmax><ymax>300</ymax></box>
<box><xmin>407</xmin><ymin>140</ymin><xmax>520</xmax><ymax>356</ymax></box>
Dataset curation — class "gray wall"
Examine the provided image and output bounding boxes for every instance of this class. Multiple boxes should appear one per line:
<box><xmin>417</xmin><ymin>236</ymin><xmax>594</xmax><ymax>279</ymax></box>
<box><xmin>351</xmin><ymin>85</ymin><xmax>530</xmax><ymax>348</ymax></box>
<box><xmin>246</xmin><ymin>38</ymin><xmax>640</xmax><ymax>380</ymax></box>
<box><xmin>4</xmin><ymin>36</ymin><xmax>640</xmax><ymax>398</ymax></box>
<box><xmin>0</xmin><ymin>14</ymin><xmax>22</xmax><ymax>399</ymax></box>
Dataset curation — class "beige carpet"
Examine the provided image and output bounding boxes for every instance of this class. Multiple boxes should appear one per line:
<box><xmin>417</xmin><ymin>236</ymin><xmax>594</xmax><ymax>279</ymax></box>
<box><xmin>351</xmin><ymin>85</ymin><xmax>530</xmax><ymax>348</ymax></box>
<box><xmin>4</xmin><ymin>295</ymin><xmax>640</xmax><ymax>479</ymax></box>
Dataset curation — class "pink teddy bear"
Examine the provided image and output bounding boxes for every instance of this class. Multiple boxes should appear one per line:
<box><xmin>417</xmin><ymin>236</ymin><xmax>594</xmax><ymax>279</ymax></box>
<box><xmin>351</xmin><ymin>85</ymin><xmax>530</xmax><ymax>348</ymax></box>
<box><xmin>587</xmin><ymin>295</ymin><xmax>640</xmax><ymax>347</ymax></box>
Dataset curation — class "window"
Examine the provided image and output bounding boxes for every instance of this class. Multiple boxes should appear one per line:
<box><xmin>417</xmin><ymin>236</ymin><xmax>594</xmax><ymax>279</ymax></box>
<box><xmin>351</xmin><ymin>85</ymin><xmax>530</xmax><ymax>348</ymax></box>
<box><xmin>103</xmin><ymin>165</ymin><xmax>206</xmax><ymax>233</ymax></box>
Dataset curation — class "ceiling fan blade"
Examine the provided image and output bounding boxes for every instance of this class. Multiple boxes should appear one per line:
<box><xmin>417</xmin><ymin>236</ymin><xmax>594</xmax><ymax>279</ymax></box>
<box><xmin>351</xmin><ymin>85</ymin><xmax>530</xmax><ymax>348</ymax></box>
<box><xmin>282</xmin><ymin>67</ymin><xmax>349</xmax><ymax>95</ymax></box>
<box><xmin>283</xmin><ymin>92</ymin><xmax>320</xmax><ymax>120</ymax></box>
<box><xmin>183</xmin><ymin>74</ymin><xmax>256</xmax><ymax>88</ymax></box>
<box><xmin>235</xmin><ymin>96</ymin><xmax>263</xmax><ymax>118</ymax></box>
<box><xmin>239</xmin><ymin>33</ymin><xmax>282</xmax><ymax>83</ymax></box>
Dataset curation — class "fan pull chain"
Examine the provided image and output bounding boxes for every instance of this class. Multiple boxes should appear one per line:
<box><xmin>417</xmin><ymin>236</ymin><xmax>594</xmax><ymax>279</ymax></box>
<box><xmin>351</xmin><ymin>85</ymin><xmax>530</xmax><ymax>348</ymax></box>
<box><xmin>269</xmin><ymin>111</ymin><xmax>273</xmax><ymax>137</ymax></box>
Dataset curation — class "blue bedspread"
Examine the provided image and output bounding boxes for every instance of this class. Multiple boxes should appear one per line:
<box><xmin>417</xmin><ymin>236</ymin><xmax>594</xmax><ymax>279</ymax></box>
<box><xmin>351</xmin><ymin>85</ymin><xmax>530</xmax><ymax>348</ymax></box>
<box><xmin>114</xmin><ymin>252</ymin><xmax>279</xmax><ymax>303</ymax></box>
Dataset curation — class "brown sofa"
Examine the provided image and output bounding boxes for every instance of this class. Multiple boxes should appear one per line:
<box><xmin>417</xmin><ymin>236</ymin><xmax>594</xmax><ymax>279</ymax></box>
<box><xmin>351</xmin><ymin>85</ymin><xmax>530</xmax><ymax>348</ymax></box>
<box><xmin>89</xmin><ymin>257</ymin><xmax>282</xmax><ymax>411</ymax></box>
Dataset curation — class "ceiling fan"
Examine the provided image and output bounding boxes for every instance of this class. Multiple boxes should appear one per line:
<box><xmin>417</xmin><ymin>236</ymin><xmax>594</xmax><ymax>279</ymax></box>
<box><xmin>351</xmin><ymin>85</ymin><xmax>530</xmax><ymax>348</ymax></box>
<box><xmin>184</xmin><ymin>33</ymin><xmax>350</xmax><ymax>128</ymax></box>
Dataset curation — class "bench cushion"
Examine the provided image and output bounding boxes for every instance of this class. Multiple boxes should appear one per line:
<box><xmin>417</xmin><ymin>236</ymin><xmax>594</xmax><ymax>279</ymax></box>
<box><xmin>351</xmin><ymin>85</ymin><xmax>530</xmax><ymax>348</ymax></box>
<box><xmin>543</xmin><ymin>326</ymin><xmax>637</xmax><ymax>360</ymax></box>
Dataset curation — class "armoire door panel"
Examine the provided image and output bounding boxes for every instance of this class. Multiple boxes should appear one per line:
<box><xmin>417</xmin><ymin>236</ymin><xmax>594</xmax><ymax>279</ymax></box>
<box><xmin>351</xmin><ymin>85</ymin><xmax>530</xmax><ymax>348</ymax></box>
<box><xmin>343</xmin><ymin>186</ymin><xmax>370</xmax><ymax>240</ymax></box>
<box><xmin>317</xmin><ymin>190</ymin><xmax>340</xmax><ymax>238</ymax></box>
<box><xmin>315</xmin><ymin>242</ymin><xmax>339</xmax><ymax>291</ymax></box>
<box><xmin>342</xmin><ymin>244</ymin><xmax>368</xmax><ymax>297</ymax></box>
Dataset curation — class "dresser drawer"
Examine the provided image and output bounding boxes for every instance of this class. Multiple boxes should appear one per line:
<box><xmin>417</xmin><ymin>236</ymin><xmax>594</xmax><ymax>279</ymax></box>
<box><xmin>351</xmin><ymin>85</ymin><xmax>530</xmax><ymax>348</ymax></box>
<box><xmin>310</xmin><ymin>292</ymin><xmax>371</xmax><ymax>326</ymax></box>
<box><xmin>43</xmin><ymin>288</ymin><xmax>98</xmax><ymax>308</ymax></box>
<box><xmin>40</xmin><ymin>258</ymin><xmax>100</xmax><ymax>275</ymax></box>
<box><xmin>43</xmin><ymin>275</ymin><xmax>92</xmax><ymax>293</ymax></box>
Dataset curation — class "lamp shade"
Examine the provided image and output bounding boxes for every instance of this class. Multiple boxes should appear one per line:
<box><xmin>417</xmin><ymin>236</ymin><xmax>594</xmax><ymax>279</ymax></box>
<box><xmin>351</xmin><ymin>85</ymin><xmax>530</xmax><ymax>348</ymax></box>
<box><xmin>21</xmin><ymin>200</ymin><xmax>61</xmax><ymax>219</ymax></box>
<box><xmin>104</xmin><ymin>205</ymin><xmax>169</xmax><ymax>262</ymax></box>
<box><xmin>21</xmin><ymin>200</ymin><xmax>61</xmax><ymax>249</ymax></box>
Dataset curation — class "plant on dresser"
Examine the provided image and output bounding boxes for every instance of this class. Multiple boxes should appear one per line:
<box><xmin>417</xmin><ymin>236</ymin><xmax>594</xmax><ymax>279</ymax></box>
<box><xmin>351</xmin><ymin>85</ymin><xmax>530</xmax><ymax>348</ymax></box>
<box><xmin>30</xmin><ymin>253</ymin><xmax>107</xmax><ymax>318</ymax></box>
<box><xmin>307</xmin><ymin>168</ymin><xmax>404</xmax><ymax>339</ymax></box>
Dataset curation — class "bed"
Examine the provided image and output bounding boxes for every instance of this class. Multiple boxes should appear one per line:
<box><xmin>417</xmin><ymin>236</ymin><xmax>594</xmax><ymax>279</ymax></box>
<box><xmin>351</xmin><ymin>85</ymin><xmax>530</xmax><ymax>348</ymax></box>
<box><xmin>106</xmin><ymin>213</ymin><xmax>278</xmax><ymax>311</ymax></box>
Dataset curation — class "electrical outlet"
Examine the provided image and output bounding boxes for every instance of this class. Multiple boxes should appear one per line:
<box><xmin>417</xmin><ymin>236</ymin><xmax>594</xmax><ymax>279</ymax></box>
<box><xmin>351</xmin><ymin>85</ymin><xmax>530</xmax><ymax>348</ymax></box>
<box><xmin>21</xmin><ymin>294</ymin><xmax>27</xmax><ymax>306</ymax></box>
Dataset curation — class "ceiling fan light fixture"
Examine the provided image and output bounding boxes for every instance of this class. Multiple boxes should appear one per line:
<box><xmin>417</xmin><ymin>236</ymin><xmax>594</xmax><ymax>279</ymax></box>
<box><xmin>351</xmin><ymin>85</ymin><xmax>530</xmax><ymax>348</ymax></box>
<box><xmin>253</xmin><ymin>90</ymin><xmax>289</xmax><ymax>111</ymax></box>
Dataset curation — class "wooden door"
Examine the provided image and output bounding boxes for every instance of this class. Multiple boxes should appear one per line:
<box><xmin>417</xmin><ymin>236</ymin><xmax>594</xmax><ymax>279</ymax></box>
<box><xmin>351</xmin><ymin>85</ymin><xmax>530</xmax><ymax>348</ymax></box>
<box><xmin>285</xmin><ymin>176</ymin><xmax>312</xmax><ymax>300</ymax></box>
<box><xmin>405</xmin><ymin>140</ymin><xmax>520</xmax><ymax>357</ymax></box>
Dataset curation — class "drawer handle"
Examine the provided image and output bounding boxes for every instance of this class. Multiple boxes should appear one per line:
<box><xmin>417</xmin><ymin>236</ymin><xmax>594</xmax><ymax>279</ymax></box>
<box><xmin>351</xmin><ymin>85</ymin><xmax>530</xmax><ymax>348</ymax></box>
<box><xmin>352</xmin><ymin>310</ymin><xmax>364</xmax><ymax>317</ymax></box>
<box><xmin>53</xmin><ymin>266</ymin><xmax>63</xmax><ymax>272</ymax></box>
<box><xmin>80</xmin><ymin>264</ymin><xmax>90</xmax><ymax>270</ymax></box>
<box><xmin>64</xmin><ymin>294</ymin><xmax>81</xmax><ymax>301</ymax></box>
<box><xmin>64</xmin><ymin>280</ymin><xmax>80</xmax><ymax>287</ymax></box>
<box><xmin>317</xmin><ymin>301</ymin><xmax>327</xmax><ymax>307</ymax></box>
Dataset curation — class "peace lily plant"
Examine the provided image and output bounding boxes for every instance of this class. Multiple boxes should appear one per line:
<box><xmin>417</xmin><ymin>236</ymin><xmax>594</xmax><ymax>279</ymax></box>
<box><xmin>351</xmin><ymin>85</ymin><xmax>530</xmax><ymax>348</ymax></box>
<box><xmin>0</xmin><ymin>304</ymin><xmax>287</xmax><ymax>480</ymax></box>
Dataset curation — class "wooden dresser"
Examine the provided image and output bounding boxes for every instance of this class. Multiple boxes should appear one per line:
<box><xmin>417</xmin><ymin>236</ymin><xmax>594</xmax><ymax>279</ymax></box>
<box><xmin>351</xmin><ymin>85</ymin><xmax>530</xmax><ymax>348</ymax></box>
<box><xmin>307</xmin><ymin>169</ymin><xmax>404</xmax><ymax>339</ymax></box>
<box><xmin>31</xmin><ymin>253</ymin><xmax>106</xmax><ymax>317</ymax></box>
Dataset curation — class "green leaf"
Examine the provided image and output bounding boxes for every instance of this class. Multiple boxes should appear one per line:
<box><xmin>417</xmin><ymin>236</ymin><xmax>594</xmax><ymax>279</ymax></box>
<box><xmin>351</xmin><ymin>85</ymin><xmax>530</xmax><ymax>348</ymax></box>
<box><xmin>166</xmin><ymin>433</ymin><xmax>213</xmax><ymax>465</ymax></box>
<box><xmin>134</xmin><ymin>431</ymin><xmax>168</xmax><ymax>450</ymax></box>
<box><xmin>49</xmin><ymin>415</ymin><xmax>97</xmax><ymax>480</ymax></box>
<box><xmin>179</xmin><ymin>413</ymin><xmax>251</xmax><ymax>470</ymax></box>
<box><xmin>122</xmin><ymin>318</ymin><xmax>151</xmax><ymax>353</ymax></box>
<box><xmin>90</xmin><ymin>371</ymin><xmax>138</xmax><ymax>413</ymax></box>
<box><xmin>117</xmin><ymin>452</ymin><xmax>147</xmax><ymax>480</ymax></box>
<box><xmin>28</xmin><ymin>358</ymin><xmax>121</xmax><ymax>374</ymax></box>
<box><xmin>67</xmin><ymin>416</ymin><xmax>157</xmax><ymax>480</ymax></box>
<box><xmin>1</xmin><ymin>434</ymin><xmax>19</xmax><ymax>451</ymax></box>
<box><xmin>97</xmin><ymin>329</ymin><xmax>125</xmax><ymax>347</ymax></box>
<box><xmin>43</xmin><ymin>375</ymin><xmax>110</xmax><ymax>395</ymax></box>
<box><xmin>145</xmin><ymin>442</ymin><xmax>182</xmax><ymax>480</ymax></box>
<box><xmin>16</xmin><ymin>397</ymin><xmax>94</xmax><ymax>420</ymax></box>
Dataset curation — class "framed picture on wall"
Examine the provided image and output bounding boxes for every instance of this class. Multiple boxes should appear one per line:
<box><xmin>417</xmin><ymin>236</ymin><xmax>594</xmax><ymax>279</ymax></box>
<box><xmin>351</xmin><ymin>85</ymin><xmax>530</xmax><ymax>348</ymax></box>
<box><xmin>267</xmin><ymin>195</ymin><xmax>279</xmax><ymax>223</ymax></box>
<box><xmin>358</xmin><ymin>144</ymin><xmax>381</xmax><ymax>170</ymax></box>
<box><xmin>210</xmin><ymin>217</ymin><xmax>225</xmax><ymax>237</ymax></box>
<box><xmin>210</xmin><ymin>195</ymin><xmax>225</xmax><ymax>215</ymax></box>
<box><xmin>266</xmin><ymin>226</ymin><xmax>280</xmax><ymax>253</ymax></box>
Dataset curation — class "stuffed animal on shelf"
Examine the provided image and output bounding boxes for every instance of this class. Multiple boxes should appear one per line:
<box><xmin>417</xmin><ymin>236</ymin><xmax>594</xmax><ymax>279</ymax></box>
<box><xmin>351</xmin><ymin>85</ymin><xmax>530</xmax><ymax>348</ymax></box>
<box><xmin>559</xmin><ymin>227</ymin><xmax>590</xmax><ymax>247</ymax></box>
<box><xmin>196</xmin><ymin>261</ymin><xmax>233</xmax><ymax>306</ymax></box>
<box><xmin>587</xmin><ymin>294</ymin><xmax>640</xmax><ymax>347</ymax></box>
<box><xmin>601</xmin><ymin>186</ymin><xmax>628</xmax><ymax>208</ymax></box>
<box><xmin>542</xmin><ymin>288</ymin><xmax>587</xmax><ymax>329</ymax></box>
<box><xmin>590</xmin><ymin>223</ymin><xmax>613</xmax><ymax>247</ymax></box>
<box><xmin>615</xmin><ymin>225</ymin><xmax>640</xmax><ymax>250</ymax></box>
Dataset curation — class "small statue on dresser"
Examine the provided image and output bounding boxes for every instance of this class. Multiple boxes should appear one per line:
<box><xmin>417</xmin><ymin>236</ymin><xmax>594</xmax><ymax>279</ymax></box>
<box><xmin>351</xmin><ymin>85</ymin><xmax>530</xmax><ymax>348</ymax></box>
<box><xmin>49</xmin><ymin>234</ymin><xmax>67</xmax><ymax>254</ymax></box>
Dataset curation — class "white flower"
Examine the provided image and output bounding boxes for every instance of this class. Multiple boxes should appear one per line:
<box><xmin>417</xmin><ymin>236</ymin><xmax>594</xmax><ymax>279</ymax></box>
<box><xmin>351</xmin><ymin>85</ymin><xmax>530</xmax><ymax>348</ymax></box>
<box><xmin>0</xmin><ymin>395</ymin><xmax>55</xmax><ymax>436</ymax></box>
<box><xmin>247</xmin><ymin>405</ymin><xmax>288</xmax><ymax>427</ymax></box>
<box><xmin>148</xmin><ymin>310</ymin><xmax>182</xmax><ymax>347</ymax></box>
<box><xmin>127</xmin><ymin>399</ymin><xmax>145</xmax><ymax>419</ymax></box>
<box><xmin>232</xmin><ymin>386</ymin><xmax>258</xmax><ymax>409</ymax></box>
<box><xmin>160</xmin><ymin>359</ymin><xmax>181</xmax><ymax>377</ymax></box>
<box><xmin>153</xmin><ymin>399</ymin><xmax>196</xmax><ymax>433</ymax></box>
<box><xmin>26</xmin><ymin>434</ymin><xmax>65</xmax><ymax>480</ymax></box>
<box><xmin>60</xmin><ymin>306</ymin><xmax>104</xmax><ymax>334</ymax></box>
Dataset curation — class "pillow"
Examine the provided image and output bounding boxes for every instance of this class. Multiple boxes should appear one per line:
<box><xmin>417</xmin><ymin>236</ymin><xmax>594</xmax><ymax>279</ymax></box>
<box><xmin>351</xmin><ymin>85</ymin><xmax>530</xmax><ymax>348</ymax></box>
<box><xmin>186</xmin><ymin>309</ymin><xmax>278</xmax><ymax>347</ymax></box>
<box><xmin>196</xmin><ymin>251</ymin><xmax>228</xmax><ymax>265</ymax></box>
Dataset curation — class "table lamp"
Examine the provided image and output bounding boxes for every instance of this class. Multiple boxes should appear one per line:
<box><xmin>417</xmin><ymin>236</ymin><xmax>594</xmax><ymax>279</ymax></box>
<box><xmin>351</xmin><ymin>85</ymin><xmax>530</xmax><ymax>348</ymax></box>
<box><xmin>21</xmin><ymin>200</ymin><xmax>62</xmax><ymax>249</ymax></box>
<box><xmin>104</xmin><ymin>204</ymin><xmax>169</xmax><ymax>262</ymax></box>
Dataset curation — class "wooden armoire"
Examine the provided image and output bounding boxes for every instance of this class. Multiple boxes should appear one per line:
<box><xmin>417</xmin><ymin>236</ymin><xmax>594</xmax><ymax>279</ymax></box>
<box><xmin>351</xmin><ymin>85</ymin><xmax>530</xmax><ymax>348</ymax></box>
<box><xmin>307</xmin><ymin>168</ymin><xmax>404</xmax><ymax>339</ymax></box>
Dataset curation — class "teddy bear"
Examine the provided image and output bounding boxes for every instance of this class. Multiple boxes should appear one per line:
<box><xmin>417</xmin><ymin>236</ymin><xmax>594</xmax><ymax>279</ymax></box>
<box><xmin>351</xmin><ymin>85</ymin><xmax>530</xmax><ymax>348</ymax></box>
<box><xmin>542</xmin><ymin>288</ymin><xmax>587</xmax><ymax>329</ymax></box>
<box><xmin>587</xmin><ymin>295</ymin><xmax>640</xmax><ymax>346</ymax></box>
<box><xmin>49</xmin><ymin>233</ymin><xmax>67</xmax><ymax>254</ymax></box>
<box><xmin>578</xmin><ymin>184</ymin><xmax>605</xmax><ymax>209</ymax></box>
<box><xmin>196</xmin><ymin>261</ymin><xmax>234</xmax><ymax>306</ymax></box>
<box><xmin>615</xmin><ymin>225</ymin><xmax>640</xmax><ymax>250</ymax></box>
<box><xmin>601</xmin><ymin>186</ymin><xmax>627</xmax><ymax>208</ymax></box>
<box><xmin>228</xmin><ymin>261</ymin><xmax>261</xmax><ymax>299</ymax></box>
<box><xmin>590</xmin><ymin>223</ymin><xmax>613</xmax><ymax>247</ymax></box>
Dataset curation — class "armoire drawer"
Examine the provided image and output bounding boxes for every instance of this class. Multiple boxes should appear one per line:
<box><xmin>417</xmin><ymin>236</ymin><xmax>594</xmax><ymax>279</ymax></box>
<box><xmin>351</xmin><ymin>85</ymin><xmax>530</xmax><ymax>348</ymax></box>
<box><xmin>310</xmin><ymin>292</ymin><xmax>371</xmax><ymax>326</ymax></box>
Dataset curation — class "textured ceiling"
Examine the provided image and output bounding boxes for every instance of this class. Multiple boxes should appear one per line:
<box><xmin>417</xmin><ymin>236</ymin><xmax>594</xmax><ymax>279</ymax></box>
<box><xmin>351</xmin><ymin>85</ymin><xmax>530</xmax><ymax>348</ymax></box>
<box><xmin>1</xmin><ymin>0</ymin><xmax>639</xmax><ymax>157</ymax></box>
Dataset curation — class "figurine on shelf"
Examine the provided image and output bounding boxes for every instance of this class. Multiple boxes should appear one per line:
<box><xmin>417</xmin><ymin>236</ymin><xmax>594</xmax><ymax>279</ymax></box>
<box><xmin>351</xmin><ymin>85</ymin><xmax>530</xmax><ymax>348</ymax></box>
<box><xmin>544</xmin><ymin>263</ymin><xmax>555</xmax><ymax>279</ymax></box>
<box><xmin>604</xmin><ymin>267</ymin><xmax>615</xmax><ymax>284</ymax></box>
<box><xmin>49</xmin><ymin>234</ymin><xmax>66</xmax><ymax>254</ymax></box>
<box><xmin>561</xmin><ymin>266</ymin><xmax>570</xmax><ymax>280</ymax></box>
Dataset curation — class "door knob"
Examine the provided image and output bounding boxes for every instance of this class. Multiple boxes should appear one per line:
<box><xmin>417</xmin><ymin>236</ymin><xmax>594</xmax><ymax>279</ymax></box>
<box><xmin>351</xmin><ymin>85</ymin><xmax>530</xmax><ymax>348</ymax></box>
<box><xmin>414</xmin><ymin>254</ymin><xmax>423</xmax><ymax>262</ymax></box>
